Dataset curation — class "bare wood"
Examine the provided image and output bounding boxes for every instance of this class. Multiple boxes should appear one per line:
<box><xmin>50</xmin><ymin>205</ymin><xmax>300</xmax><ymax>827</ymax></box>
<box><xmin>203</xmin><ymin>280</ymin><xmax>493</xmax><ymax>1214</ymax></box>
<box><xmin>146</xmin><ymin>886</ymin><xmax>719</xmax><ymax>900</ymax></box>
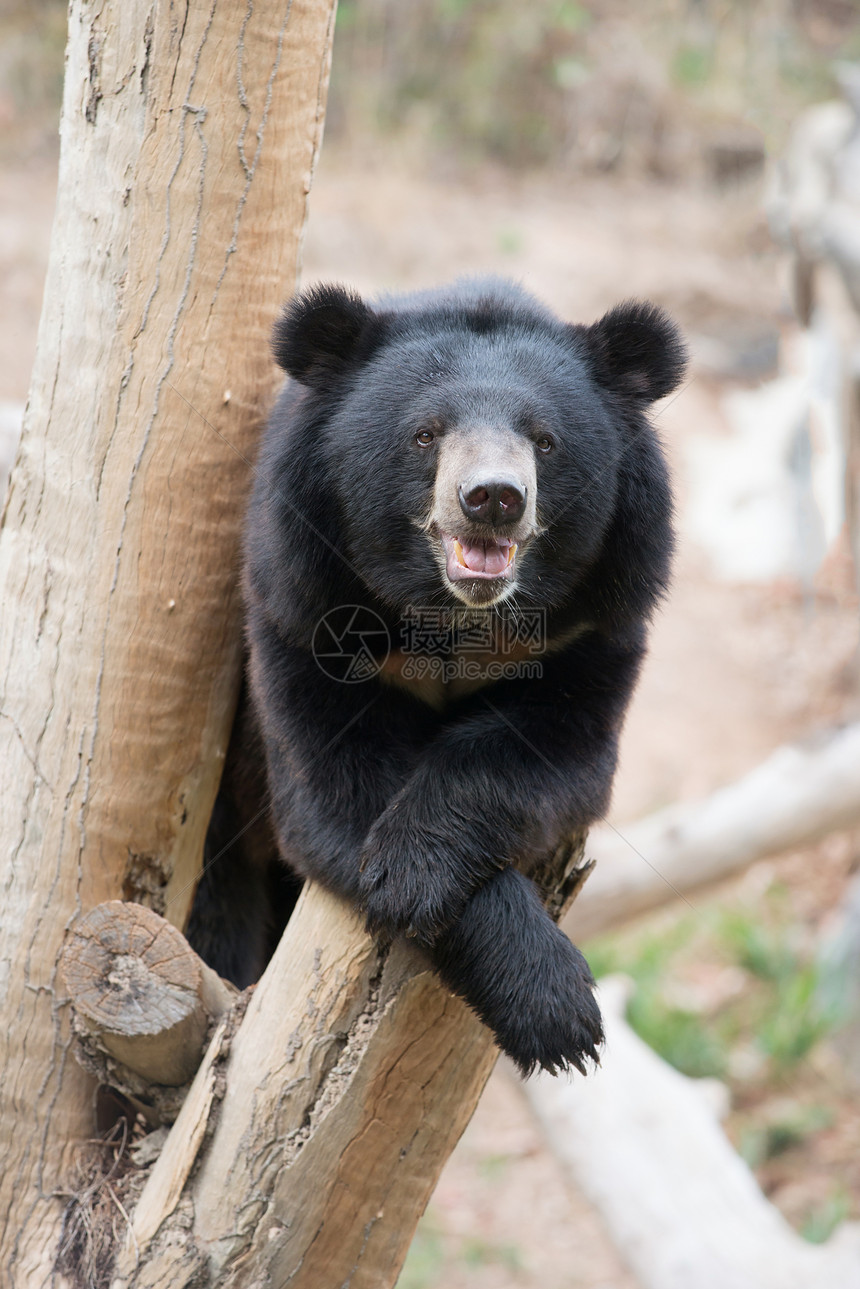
<box><xmin>567</xmin><ymin>724</ymin><xmax>860</xmax><ymax>941</ymax></box>
<box><xmin>112</xmin><ymin>852</ymin><xmax>593</xmax><ymax>1289</ymax></box>
<box><xmin>0</xmin><ymin>1</ymin><xmax>337</xmax><ymax>1281</ymax></box>
<box><xmin>849</xmin><ymin>370</ymin><xmax>860</xmax><ymax>597</ymax></box>
<box><xmin>113</xmin><ymin>883</ymin><xmax>498</xmax><ymax>1288</ymax></box>
<box><xmin>131</xmin><ymin>1017</ymin><xmax>231</xmax><ymax>1253</ymax></box>
<box><xmin>521</xmin><ymin>977</ymin><xmax>860</xmax><ymax>1289</ymax></box>
<box><xmin>60</xmin><ymin>901</ymin><xmax>235</xmax><ymax>1087</ymax></box>
<box><xmin>769</xmin><ymin>79</ymin><xmax>860</xmax><ymax>597</ymax></box>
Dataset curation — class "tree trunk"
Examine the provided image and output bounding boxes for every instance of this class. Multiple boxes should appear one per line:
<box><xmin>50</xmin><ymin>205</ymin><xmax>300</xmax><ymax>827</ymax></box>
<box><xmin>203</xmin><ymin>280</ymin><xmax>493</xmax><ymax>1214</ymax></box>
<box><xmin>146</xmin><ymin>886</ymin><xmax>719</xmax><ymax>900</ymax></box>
<box><xmin>115</xmin><ymin>885</ymin><xmax>498</xmax><ymax>1289</ymax></box>
<box><xmin>0</xmin><ymin>1</ymin><xmax>337</xmax><ymax>1282</ymax></box>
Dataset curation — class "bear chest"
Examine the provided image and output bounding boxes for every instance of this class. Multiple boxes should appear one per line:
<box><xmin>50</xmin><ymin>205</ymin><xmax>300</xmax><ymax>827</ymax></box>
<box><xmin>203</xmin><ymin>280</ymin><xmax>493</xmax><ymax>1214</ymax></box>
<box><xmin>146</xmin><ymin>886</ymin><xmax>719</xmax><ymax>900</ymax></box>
<box><xmin>378</xmin><ymin>641</ymin><xmax>539</xmax><ymax>711</ymax></box>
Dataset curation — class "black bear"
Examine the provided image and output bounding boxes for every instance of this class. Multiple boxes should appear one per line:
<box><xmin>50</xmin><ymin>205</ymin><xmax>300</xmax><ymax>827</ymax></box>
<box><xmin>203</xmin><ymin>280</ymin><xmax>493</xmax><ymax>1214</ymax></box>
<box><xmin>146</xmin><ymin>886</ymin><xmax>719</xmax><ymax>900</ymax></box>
<box><xmin>192</xmin><ymin>277</ymin><xmax>685</xmax><ymax>1076</ymax></box>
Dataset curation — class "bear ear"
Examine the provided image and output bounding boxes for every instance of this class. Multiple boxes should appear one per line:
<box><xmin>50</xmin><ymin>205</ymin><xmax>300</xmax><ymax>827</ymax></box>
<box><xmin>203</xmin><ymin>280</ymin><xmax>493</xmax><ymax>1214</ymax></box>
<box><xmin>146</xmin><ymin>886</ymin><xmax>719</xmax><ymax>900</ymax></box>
<box><xmin>272</xmin><ymin>284</ymin><xmax>384</xmax><ymax>387</ymax></box>
<box><xmin>575</xmin><ymin>301</ymin><xmax>687</xmax><ymax>403</ymax></box>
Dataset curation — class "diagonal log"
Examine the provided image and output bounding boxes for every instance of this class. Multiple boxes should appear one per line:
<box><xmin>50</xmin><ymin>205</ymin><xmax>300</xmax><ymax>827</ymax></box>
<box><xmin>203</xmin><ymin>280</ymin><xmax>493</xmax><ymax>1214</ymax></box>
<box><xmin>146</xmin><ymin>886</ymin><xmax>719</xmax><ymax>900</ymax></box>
<box><xmin>568</xmin><ymin>724</ymin><xmax>860</xmax><ymax>941</ymax></box>
<box><xmin>92</xmin><ymin>851</ymin><xmax>593</xmax><ymax>1287</ymax></box>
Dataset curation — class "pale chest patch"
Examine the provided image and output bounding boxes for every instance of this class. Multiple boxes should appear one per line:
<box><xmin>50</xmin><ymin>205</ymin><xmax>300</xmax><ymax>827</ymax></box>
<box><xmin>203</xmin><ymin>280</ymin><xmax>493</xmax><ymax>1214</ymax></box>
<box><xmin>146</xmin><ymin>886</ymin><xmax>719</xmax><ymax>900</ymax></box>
<box><xmin>378</xmin><ymin>640</ymin><xmax>542</xmax><ymax>711</ymax></box>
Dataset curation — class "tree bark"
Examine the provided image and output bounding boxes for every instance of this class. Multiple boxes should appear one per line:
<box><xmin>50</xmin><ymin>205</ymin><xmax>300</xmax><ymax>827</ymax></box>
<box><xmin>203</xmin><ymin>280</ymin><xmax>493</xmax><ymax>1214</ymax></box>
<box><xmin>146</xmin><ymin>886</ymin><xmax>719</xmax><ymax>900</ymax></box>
<box><xmin>102</xmin><ymin>852</ymin><xmax>591</xmax><ymax>1288</ymax></box>
<box><xmin>0</xmin><ymin>1</ymin><xmax>337</xmax><ymax>1282</ymax></box>
<box><xmin>116</xmin><ymin>884</ymin><xmax>497</xmax><ymax>1288</ymax></box>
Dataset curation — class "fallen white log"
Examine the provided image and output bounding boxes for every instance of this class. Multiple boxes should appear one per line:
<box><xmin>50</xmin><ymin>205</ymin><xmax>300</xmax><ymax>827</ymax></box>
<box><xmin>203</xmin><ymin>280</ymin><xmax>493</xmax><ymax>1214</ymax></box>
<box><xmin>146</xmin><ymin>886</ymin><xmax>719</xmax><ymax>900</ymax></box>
<box><xmin>520</xmin><ymin>976</ymin><xmax>860</xmax><ymax>1289</ymax></box>
<box><xmin>567</xmin><ymin>724</ymin><xmax>860</xmax><ymax>941</ymax></box>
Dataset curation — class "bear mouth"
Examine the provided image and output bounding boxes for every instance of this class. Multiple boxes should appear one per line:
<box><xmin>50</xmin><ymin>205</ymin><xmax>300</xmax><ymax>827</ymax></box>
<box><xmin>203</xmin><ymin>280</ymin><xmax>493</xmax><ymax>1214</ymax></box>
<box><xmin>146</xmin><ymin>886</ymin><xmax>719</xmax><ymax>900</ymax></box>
<box><xmin>440</xmin><ymin>533</ymin><xmax>518</xmax><ymax>584</ymax></box>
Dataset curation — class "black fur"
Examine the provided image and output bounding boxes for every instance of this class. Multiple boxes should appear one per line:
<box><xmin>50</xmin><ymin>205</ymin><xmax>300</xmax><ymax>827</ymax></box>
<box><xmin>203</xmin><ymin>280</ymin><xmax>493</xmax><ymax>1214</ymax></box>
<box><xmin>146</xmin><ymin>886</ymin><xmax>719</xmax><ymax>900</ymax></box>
<box><xmin>431</xmin><ymin>868</ymin><xmax>602</xmax><ymax>1076</ymax></box>
<box><xmin>185</xmin><ymin>684</ymin><xmax>301</xmax><ymax>989</ymax></box>
<box><xmin>576</xmin><ymin>299</ymin><xmax>687</xmax><ymax>402</ymax></box>
<box><xmin>192</xmin><ymin>277</ymin><xmax>685</xmax><ymax>1077</ymax></box>
<box><xmin>271</xmin><ymin>284</ymin><xmax>384</xmax><ymax>388</ymax></box>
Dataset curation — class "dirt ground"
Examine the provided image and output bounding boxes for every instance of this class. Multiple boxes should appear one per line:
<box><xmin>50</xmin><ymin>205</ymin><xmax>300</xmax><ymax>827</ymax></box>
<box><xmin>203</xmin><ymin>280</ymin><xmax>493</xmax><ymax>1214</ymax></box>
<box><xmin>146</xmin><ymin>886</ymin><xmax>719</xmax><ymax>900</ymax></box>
<box><xmin>3</xmin><ymin>145</ymin><xmax>859</xmax><ymax>1287</ymax></box>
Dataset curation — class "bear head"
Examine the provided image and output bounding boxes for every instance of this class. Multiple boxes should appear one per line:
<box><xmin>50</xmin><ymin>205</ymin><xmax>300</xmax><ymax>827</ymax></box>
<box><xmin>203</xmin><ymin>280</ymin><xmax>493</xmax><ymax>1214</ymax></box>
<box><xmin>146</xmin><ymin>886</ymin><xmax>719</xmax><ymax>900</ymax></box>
<box><xmin>268</xmin><ymin>278</ymin><xmax>685</xmax><ymax>629</ymax></box>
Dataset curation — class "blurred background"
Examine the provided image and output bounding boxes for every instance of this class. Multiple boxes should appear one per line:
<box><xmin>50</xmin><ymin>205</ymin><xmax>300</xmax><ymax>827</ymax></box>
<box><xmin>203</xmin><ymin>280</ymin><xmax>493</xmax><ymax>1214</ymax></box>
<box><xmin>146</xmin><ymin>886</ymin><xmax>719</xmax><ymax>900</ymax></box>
<box><xmin>2</xmin><ymin>2</ymin><xmax>860</xmax><ymax>1285</ymax></box>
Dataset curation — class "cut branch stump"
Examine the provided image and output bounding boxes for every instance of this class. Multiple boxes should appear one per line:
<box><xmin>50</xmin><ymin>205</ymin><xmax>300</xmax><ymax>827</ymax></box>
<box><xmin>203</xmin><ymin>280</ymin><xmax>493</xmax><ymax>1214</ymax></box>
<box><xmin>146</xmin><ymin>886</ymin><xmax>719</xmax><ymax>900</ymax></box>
<box><xmin>60</xmin><ymin>901</ymin><xmax>236</xmax><ymax>1118</ymax></box>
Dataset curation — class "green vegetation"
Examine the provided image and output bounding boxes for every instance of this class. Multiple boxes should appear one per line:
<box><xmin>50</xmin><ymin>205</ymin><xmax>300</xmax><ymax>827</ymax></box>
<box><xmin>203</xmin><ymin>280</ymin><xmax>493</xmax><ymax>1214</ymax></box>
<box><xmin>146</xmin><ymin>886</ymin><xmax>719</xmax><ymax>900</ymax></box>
<box><xmin>587</xmin><ymin>916</ymin><xmax>726</xmax><ymax>1077</ymax></box>
<box><xmin>583</xmin><ymin>883</ymin><xmax>851</xmax><ymax>1245</ymax></box>
<box><xmin>397</xmin><ymin>1223</ymin><xmax>446</xmax><ymax>1289</ymax></box>
<box><xmin>397</xmin><ymin>1212</ymin><xmax>523</xmax><ymax>1288</ymax></box>
<box><xmin>462</xmin><ymin>1236</ymin><xmax>523</xmax><ymax>1271</ymax></box>
<box><xmin>476</xmin><ymin>1151</ymin><xmax>513</xmax><ymax>1182</ymax></box>
<box><xmin>626</xmin><ymin>985</ymin><xmax>727</xmax><ymax>1078</ymax></box>
<box><xmin>7</xmin><ymin>0</ymin><xmax>860</xmax><ymax>175</ymax></box>
<box><xmin>587</xmin><ymin>897</ymin><xmax>842</xmax><ymax>1079</ymax></box>
<box><xmin>719</xmin><ymin>908</ymin><xmax>843</xmax><ymax>1068</ymax></box>
<box><xmin>719</xmin><ymin>908</ymin><xmax>798</xmax><ymax>983</ymax></box>
<box><xmin>739</xmin><ymin>1104</ymin><xmax>833</xmax><ymax>1169</ymax></box>
<box><xmin>327</xmin><ymin>0</ymin><xmax>860</xmax><ymax>174</ymax></box>
<box><xmin>801</xmin><ymin>1188</ymin><xmax>851</xmax><ymax>1245</ymax></box>
<box><xmin>0</xmin><ymin>0</ymin><xmax>68</xmax><ymax>157</ymax></box>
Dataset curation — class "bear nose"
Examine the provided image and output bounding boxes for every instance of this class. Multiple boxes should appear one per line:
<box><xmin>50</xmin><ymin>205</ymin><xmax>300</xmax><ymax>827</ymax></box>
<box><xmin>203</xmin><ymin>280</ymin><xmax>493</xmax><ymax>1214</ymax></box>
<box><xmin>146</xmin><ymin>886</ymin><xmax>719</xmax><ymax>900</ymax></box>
<box><xmin>458</xmin><ymin>479</ymin><xmax>526</xmax><ymax>526</ymax></box>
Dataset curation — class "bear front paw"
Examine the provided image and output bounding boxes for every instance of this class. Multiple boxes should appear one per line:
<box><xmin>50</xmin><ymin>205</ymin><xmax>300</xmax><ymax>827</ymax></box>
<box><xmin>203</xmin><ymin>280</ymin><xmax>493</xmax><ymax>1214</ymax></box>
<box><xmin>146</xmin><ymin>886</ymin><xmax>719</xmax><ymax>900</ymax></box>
<box><xmin>431</xmin><ymin>866</ymin><xmax>604</xmax><ymax>1076</ymax></box>
<box><xmin>497</xmin><ymin>935</ymin><xmax>604</xmax><ymax>1076</ymax></box>
<box><xmin>358</xmin><ymin>825</ymin><xmax>475</xmax><ymax>945</ymax></box>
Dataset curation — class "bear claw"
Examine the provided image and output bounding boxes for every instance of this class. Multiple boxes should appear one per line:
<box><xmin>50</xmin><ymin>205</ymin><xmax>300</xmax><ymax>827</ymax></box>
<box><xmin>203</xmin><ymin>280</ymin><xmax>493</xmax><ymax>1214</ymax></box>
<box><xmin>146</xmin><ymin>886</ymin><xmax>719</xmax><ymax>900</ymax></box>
<box><xmin>430</xmin><ymin>866</ymin><xmax>605</xmax><ymax>1077</ymax></box>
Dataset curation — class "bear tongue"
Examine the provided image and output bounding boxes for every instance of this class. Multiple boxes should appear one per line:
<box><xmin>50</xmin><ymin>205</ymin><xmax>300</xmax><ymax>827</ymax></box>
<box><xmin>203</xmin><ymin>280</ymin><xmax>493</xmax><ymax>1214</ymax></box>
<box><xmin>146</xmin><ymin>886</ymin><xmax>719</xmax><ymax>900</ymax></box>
<box><xmin>460</xmin><ymin>539</ymin><xmax>509</xmax><ymax>576</ymax></box>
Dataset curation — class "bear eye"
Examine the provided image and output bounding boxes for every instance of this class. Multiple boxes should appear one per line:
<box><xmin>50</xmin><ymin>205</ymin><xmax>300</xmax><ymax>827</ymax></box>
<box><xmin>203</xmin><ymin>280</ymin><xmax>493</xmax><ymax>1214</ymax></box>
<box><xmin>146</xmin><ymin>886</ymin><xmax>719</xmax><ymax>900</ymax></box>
<box><xmin>414</xmin><ymin>428</ymin><xmax>436</xmax><ymax>448</ymax></box>
<box><xmin>536</xmin><ymin>435</ymin><xmax>554</xmax><ymax>453</ymax></box>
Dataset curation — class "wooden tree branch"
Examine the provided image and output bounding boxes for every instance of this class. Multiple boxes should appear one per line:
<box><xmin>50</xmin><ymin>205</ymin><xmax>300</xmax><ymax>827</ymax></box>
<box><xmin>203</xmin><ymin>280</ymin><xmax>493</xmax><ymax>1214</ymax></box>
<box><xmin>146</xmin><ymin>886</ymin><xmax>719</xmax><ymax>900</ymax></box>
<box><xmin>65</xmin><ymin>855</ymin><xmax>592</xmax><ymax>1287</ymax></box>
<box><xmin>567</xmin><ymin>724</ymin><xmax>860</xmax><ymax>941</ymax></box>
<box><xmin>0</xmin><ymin>1</ymin><xmax>337</xmax><ymax>1281</ymax></box>
<box><xmin>114</xmin><ymin>884</ymin><xmax>499</xmax><ymax>1288</ymax></box>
